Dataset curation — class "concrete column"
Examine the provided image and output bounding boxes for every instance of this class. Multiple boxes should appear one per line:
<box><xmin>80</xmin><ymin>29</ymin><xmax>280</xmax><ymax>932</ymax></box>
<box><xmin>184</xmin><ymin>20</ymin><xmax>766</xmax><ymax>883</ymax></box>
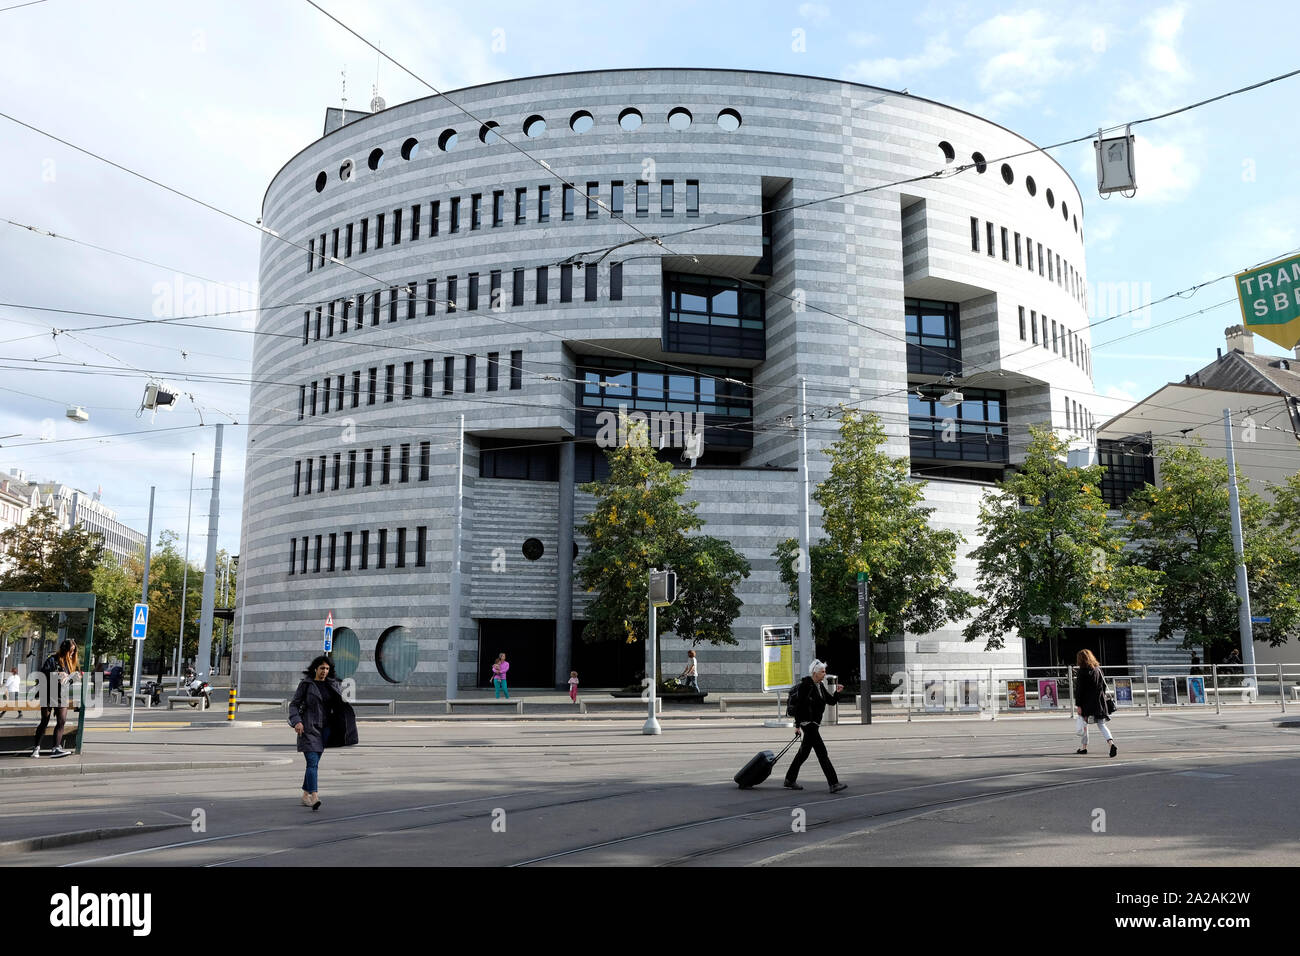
<box><xmin>555</xmin><ymin>437</ymin><xmax>575</xmax><ymax>688</ymax></box>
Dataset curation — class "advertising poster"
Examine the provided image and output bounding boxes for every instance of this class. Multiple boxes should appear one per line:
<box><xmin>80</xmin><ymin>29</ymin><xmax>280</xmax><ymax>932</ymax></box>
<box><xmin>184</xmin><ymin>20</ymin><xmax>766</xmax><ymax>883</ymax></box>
<box><xmin>1160</xmin><ymin>677</ymin><xmax>1179</xmax><ymax>705</ymax></box>
<box><xmin>1187</xmin><ymin>676</ymin><xmax>1207</xmax><ymax>705</ymax></box>
<box><xmin>1113</xmin><ymin>677</ymin><xmax>1134</xmax><ymax>707</ymax></box>
<box><xmin>1037</xmin><ymin>679</ymin><xmax>1059</xmax><ymax>709</ymax></box>
<box><xmin>924</xmin><ymin>680</ymin><xmax>945</xmax><ymax>711</ymax></box>
<box><xmin>760</xmin><ymin>625</ymin><xmax>794</xmax><ymax>692</ymax></box>
<box><xmin>958</xmin><ymin>679</ymin><xmax>980</xmax><ymax>711</ymax></box>
<box><xmin>1006</xmin><ymin>680</ymin><xmax>1026</xmax><ymax>709</ymax></box>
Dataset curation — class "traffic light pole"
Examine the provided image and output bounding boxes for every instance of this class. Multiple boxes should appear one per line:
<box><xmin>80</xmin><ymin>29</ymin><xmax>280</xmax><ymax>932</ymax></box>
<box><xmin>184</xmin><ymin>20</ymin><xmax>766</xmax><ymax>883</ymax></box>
<box><xmin>1223</xmin><ymin>409</ymin><xmax>1258</xmax><ymax>683</ymax></box>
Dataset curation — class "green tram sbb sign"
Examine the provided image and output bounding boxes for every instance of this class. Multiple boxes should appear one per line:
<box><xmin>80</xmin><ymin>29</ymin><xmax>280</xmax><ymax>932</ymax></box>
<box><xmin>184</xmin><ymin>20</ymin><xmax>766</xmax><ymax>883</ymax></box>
<box><xmin>1235</xmin><ymin>253</ymin><xmax>1300</xmax><ymax>350</ymax></box>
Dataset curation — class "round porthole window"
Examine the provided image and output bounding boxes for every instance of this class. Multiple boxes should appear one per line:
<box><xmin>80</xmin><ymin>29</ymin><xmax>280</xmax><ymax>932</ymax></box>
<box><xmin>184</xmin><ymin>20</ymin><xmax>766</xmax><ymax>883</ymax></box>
<box><xmin>619</xmin><ymin>108</ymin><xmax>643</xmax><ymax>131</ymax></box>
<box><xmin>971</xmin><ymin>152</ymin><xmax>987</xmax><ymax>174</ymax></box>
<box><xmin>375</xmin><ymin>626</ymin><xmax>417</xmax><ymax>683</ymax></box>
<box><xmin>716</xmin><ymin>108</ymin><xmax>742</xmax><ymax>131</ymax></box>
<box><xmin>367</xmin><ymin>148</ymin><xmax>384</xmax><ymax>171</ymax></box>
<box><xmin>479</xmin><ymin>122</ymin><xmax>501</xmax><ymax>145</ymax></box>
<box><xmin>1061</xmin><ymin>201</ymin><xmax>1069</xmax><ymax>221</ymax></box>
<box><xmin>400</xmin><ymin>137</ymin><xmax>419</xmax><ymax>160</ymax></box>
<box><xmin>1025</xmin><ymin>175</ymin><xmax>1037</xmax><ymax>196</ymax></box>
<box><xmin>314</xmin><ymin>171</ymin><xmax>327</xmax><ymax>193</ymax></box>
<box><xmin>438</xmin><ymin>129</ymin><xmax>458</xmax><ymax>151</ymax></box>
<box><xmin>1045</xmin><ymin>188</ymin><xmax>1055</xmax><ymax>209</ymax></box>
<box><xmin>1000</xmin><ymin>163</ymin><xmax>1014</xmax><ymax>185</ymax></box>
<box><xmin>522</xmin><ymin>538</ymin><xmax>544</xmax><ymax>561</ymax></box>
<box><xmin>523</xmin><ymin>114</ymin><xmax>547</xmax><ymax>138</ymax></box>
<box><xmin>569</xmin><ymin>110</ymin><xmax>594</xmax><ymax>133</ymax></box>
<box><xmin>330</xmin><ymin>627</ymin><xmax>360</xmax><ymax>680</ymax></box>
<box><xmin>667</xmin><ymin>107</ymin><xmax>693</xmax><ymax>130</ymax></box>
<box><xmin>338</xmin><ymin>159</ymin><xmax>354</xmax><ymax>182</ymax></box>
<box><xmin>938</xmin><ymin>140</ymin><xmax>955</xmax><ymax>164</ymax></box>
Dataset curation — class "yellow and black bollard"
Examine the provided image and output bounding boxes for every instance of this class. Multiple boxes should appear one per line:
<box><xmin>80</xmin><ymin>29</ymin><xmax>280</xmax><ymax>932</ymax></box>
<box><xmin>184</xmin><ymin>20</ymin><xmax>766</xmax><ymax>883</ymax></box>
<box><xmin>227</xmin><ymin>687</ymin><xmax>237</xmax><ymax>722</ymax></box>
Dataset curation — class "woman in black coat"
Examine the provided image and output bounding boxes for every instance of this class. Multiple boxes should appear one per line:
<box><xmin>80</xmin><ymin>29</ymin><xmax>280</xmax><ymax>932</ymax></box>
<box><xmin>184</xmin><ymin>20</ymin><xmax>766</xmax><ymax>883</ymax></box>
<box><xmin>783</xmin><ymin>660</ymin><xmax>848</xmax><ymax>793</ymax></box>
<box><xmin>288</xmin><ymin>656</ymin><xmax>358</xmax><ymax>809</ymax></box>
<box><xmin>1074</xmin><ymin>649</ymin><xmax>1116</xmax><ymax>757</ymax></box>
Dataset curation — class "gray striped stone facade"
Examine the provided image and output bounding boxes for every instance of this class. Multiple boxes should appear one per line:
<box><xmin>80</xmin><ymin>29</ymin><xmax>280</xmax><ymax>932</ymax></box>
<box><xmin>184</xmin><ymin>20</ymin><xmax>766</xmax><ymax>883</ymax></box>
<box><xmin>237</xmin><ymin>69</ymin><xmax>1100</xmax><ymax>697</ymax></box>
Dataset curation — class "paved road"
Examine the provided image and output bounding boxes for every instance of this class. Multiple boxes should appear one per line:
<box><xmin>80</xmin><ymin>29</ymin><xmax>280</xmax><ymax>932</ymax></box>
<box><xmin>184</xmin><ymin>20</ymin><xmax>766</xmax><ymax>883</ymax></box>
<box><xmin>3</xmin><ymin>709</ymin><xmax>1297</xmax><ymax>867</ymax></box>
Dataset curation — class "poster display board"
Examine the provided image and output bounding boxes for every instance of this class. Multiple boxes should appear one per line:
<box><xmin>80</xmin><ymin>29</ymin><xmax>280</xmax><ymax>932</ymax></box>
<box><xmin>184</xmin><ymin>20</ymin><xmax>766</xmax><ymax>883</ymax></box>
<box><xmin>1160</xmin><ymin>677</ymin><xmax>1179</xmax><ymax>705</ymax></box>
<box><xmin>1113</xmin><ymin>678</ymin><xmax>1134</xmax><ymax>707</ymax></box>
<box><xmin>1187</xmin><ymin>676</ymin><xmax>1207</xmax><ymax>705</ymax></box>
<box><xmin>760</xmin><ymin>625</ymin><xmax>794</xmax><ymax>693</ymax></box>
<box><xmin>1037</xmin><ymin>679</ymin><xmax>1060</xmax><ymax>709</ymax></box>
<box><xmin>1006</xmin><ymin>680</ymin><xmax>1026</xmax><ymax>709</ymax></box>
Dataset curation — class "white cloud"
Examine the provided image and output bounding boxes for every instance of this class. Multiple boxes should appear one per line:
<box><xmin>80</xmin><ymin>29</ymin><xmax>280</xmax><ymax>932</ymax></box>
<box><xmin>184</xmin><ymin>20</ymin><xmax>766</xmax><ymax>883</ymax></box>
<box><xmin>799</xmin><ymin>2</ymin><xmax>832</xmax><ymax>24</ymax></box>
<box><xmin>847</xmin><ymin>31</ymin><xmax>877</xmax><ymax>47</ymax></box>
<box><xmin>844</xmin><ymin>34</ymin><xmax>955</xmax><ymax>85</ymax></box>
<box><xmin>1129</xmin><ymin>133</ymin><xmax>1200</xmax><ymax>202</ymax></box>
<box><xmin>960</xmin><ymin>9</ymin><xmax>1108</xmax><ymax>117</ymax></box>
<box><xmin>1144</xmin><ymin>4</ymin><xmax>1190</xmax><ymax>80</ymax></box>
<box><xmin>1104</xmin><ymin>382</ymin><xmax>1140</xmax><ymax>401</ymax></box>
<box><xmin>1086</xmin><ymin>216</ymin><xmax>1120</xmax><ymax>244</ymax></box>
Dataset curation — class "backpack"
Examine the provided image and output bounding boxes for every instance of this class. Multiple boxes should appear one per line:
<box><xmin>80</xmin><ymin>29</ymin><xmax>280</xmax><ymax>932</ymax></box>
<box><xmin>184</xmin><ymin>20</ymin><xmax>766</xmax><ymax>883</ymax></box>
<box><xmin>39</xmin><ymin>654</ymin><xmax>59</xmax><ymax>676</ymax></box>
<box><xmin>785</xmin><ymin>680</ymin><xmax>803</xmax><ymax>719</ymax></box>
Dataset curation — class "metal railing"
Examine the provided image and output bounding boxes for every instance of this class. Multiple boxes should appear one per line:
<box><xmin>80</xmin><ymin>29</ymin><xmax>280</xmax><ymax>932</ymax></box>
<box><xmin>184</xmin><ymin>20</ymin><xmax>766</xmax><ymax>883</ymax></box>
<box><xmin>878</xmin><ymin>663</ymin><xmax>1300</xmax><ymax>719</ymax></box>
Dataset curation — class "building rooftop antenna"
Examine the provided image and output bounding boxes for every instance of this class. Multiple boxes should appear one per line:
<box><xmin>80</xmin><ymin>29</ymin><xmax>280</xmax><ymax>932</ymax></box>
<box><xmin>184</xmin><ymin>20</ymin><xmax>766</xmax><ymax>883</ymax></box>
<box><xmin>370</xmin><ymin>42</ymin><xmax>386</xmax><ymax>113</ymax></box>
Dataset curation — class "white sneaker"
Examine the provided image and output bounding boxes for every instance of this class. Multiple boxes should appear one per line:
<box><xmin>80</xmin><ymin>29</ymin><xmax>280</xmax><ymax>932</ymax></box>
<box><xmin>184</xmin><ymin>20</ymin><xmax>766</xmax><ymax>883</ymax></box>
<box><xmin>30</xmin><ymin>746</ymin><xmax>40</xmax><ymax>758</ymax></box>
<box><xmin>50</xmin><ymin>746</ymin><xmax>70</xmax><ymax>758</ymax></box>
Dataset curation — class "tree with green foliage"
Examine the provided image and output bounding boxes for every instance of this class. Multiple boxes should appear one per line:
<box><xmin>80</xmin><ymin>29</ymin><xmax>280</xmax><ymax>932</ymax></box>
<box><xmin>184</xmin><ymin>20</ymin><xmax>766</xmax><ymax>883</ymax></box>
<box><xmin>90</xmin><ymin>552</ymin><xmax>140</xmax><ymax>663</ymax></box>
<box><xmin>578</xmin><ymin>418</ymin><xmax>750</xmax><ymax>682</ymax></box>
<box><xmin>0</xmin><ymin>506</ymin><xmax>103</xmax><ymax>649</ymax></box>
<box><xmin>965</xmin><ymin>426</ymin><xmax>1161</xmax><ymax>650</ymax></box>
<box><xmin>775</xmin><ymin>411</ymin><xmax>978</xmax><ymax>674</ymax></box>
<box><xmin>1125</xmin><ymin>442</ymin><xmax>1299</xmax><ymax>651</ymax></box>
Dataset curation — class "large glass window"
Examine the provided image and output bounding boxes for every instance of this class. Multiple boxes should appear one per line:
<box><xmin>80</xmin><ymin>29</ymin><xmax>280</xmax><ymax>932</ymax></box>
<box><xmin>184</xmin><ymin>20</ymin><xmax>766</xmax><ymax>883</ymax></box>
<box><xmin>375</xmin><ymin>626</ymin><xmax>416</xmax><ymax>683</ymax></box>
<box><xmin>1098</xmin><ymin>438</ymin><xmax>1154</xmax><ymax>508</ymax></box>
<box><xmin>663</xmin><ymin>273</ymin><xmax>764</xmax><ymax>359</ymax></box>
<box><xmin>908</xmin><ymin>386</ymin><xmax>1008</xmax><ymax>464</ymax></box>
<box><xmin>577</xmin><ymin>357</ymin><xmax>752</xmax><ymax>419</ymax></box>
<box><xmin>904</xmin><ymin>298</ymin><xmax>961</xmax><ymax>376</ymax></box>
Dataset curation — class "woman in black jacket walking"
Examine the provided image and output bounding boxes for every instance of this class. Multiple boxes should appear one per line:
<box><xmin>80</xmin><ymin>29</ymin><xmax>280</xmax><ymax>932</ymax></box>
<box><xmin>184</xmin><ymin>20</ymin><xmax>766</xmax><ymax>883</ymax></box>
<box><xmin>784</xmin><ymin>660</ymin><xmax>848</xmax><ymax>793</ymax></box>
<box><xmin>288</xmin><ymin>656</ymin><xmax>358</xmax><ymax>809</ymax></box>
<box><xmin>1074</xmin><ymin>649</ymin><xmax>1116</xmax><ymax>757</ymax></box>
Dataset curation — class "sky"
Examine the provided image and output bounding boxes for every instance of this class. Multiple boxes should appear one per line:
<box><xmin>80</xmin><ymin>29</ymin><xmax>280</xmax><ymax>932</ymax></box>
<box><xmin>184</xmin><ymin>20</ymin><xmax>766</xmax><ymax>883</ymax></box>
<box><xmin>1</xmin><ymin>0</ymin><xmax>1298</xmax><ymax>559</ymax></box>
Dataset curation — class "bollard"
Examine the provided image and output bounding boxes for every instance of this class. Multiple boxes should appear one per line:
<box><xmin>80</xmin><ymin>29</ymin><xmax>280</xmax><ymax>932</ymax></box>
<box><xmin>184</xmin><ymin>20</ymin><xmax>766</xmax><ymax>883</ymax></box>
<box><xmin>227</xmin><ymin>687</ymin><xmax>237</xmax><ymax>722</ymax></box>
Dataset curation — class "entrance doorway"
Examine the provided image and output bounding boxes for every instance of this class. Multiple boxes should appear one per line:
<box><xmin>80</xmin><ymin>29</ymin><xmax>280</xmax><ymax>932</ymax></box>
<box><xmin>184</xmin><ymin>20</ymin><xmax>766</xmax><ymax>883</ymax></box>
<box><xmin>476</xmin><ymin>619</ymin><xmax>555</xmax><ymax>688</ymax></box>
<box><xmin>1026</xmin><ymin>628</ymin><xmax>1128</xmax><ymax>678</ymax></box>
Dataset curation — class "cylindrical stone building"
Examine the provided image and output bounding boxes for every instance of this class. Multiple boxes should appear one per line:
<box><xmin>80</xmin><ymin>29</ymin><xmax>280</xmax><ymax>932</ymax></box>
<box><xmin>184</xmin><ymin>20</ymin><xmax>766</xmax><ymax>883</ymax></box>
<box><xmin>237</xmin><ymin>68</ymin><xmax>1097</xmax><ymax>698</ymax></box>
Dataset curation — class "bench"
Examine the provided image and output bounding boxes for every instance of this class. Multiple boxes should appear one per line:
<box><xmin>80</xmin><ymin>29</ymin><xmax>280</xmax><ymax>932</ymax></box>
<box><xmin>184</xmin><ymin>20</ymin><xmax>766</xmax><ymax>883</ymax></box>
<box><xmin>446</xmin><ymin>699</ymin><xmax>523</xmax><ymax>715</ymax></box>
<box><xmin>236</xmin><ymin>697</ymin><xmax>288</xmax><ymax>713</ymax></box>
<box><xmin>717</xmin><ymin>694</ymin><xmax>782</xmax><ymax>712</ymax></box>
<box><xmin>579</xmin><ymin>698</ymin><xmax>662</xmax><ymax>715</ymax></box>
<box><xmin>129</xmin><ymin>692</ymin><xmax>154</xmax><ymax>708</ymax></box>
<box><xmin>167</xmin><ymin>696</ymin><xmax>210</xmax><ymax>711</ymax></box>
<box><xmin>351</xmin><ymin>698</ymin><xmax>396</xmax><ymax>714</ymax></box>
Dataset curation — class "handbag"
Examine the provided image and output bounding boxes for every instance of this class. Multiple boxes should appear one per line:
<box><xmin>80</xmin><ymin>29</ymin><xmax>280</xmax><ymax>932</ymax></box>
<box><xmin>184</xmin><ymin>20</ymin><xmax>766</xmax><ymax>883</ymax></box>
<box><xmin>1073</xmin><ymin>714</ymin><xmax>1086</xmax><ymax>736</ymax></box>
<box><xmin>1106</xmin><ymin>695</ymin><xmax>1117</xmax><ymax>715</ymax></box>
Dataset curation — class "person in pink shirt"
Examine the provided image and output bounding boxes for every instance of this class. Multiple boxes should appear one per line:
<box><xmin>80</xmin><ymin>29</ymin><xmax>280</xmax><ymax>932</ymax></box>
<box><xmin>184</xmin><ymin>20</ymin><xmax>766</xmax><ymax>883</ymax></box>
<box><xmin>491</xmin><ymin>653</ymin><xmax>510</xmax><ymax>699</ymax></box>
<box><xmin>568</xmin><ymin>670</ymin><xmax>579</xmax><ymax>703</ymax></box>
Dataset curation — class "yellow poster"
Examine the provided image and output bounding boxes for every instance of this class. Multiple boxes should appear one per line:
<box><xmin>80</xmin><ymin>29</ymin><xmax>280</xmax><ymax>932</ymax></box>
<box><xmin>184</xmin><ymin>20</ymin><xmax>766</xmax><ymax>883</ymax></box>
<box><xmin>761</xmin><ymin>625</ymin><xmax>795</xmax><ymax>691</ymax></box>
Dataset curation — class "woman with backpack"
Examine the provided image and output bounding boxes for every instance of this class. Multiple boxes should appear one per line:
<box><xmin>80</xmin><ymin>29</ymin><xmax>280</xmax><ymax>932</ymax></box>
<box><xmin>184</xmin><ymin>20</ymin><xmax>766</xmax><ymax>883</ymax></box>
<box><xmin>784</xmin><ymin>660</ymin><xmax>848</xmax><ymax>793</ymax></box>
<box><xmin>32</xmin><ymin>639</ymin><xmax>78</xmax><ymax>758</ymax></box>
<box><xmin>1074</xmin><ymin>649</ymin><xmax>1117</xmax><ymax>757</ymax></box>
<box><xmin>288</xmin><ymin>655</ymin><xmax>358</xmax><ymax>809</ymax></box>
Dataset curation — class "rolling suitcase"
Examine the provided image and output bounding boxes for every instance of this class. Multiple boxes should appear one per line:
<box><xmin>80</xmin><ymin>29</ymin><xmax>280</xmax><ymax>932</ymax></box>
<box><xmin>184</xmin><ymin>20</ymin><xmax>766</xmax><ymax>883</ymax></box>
<box><xmin>734</xmin><ymin>735</ymin><xmax>799</xmax><ymax>789</ymax></box>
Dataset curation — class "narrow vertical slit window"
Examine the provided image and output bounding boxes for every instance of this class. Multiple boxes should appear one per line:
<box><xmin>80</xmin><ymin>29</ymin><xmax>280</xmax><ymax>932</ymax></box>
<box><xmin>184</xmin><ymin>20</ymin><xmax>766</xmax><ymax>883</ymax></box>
<box><xmin>635</xmin><ymin>180</ymin><xmax>648</xmax><ymax>217</ymax></box>
<box><xmin>403</xmin><ymin>361</ymin><xmax>414</xmax><ymax>399</ymax></box>
<box><xmin>392</xmin><ymin>208</ymin><xmax>402</xmax><ymax>245</ymax></box>
<box><xmin>560</xmin><ymin>264</ymin><xmax>573</xmax><ymax>303</ymax></box>
<box><xmin>376</xmin><ymin>213</ymin><xmax>385</xmax><ymax>248</ymax></box>
<box><xmin>419</xmin><ymin>441</ymin><xmax>430</xmax><ymax>480</ymax></box>
<box><xmin>510</xmin><ymin>350</ymin><xmax>522</xmax><ymax>390</ymax></box>
<box><xmin>377</xmin><ymin>529</ymin><xmax>387</xmax><ymax>569</ymax></box>
<box><xmin>536</xmin><ymin>266</ymin><xmax>548</xmax><ymax>304</ymax></box>
<box><xmin>447</xmin><ymin>275</ymin><xmax>458</xmax><ymax>312</ymax></box>
<box><xmin>465</xmin><ymin>355</ymin><xmax>476</xmax><ymax>393</ymax></box>
<box><xmin>586</xmin><ymin>181</ymin><xmax>599</xmax><ymax>218</ymax></box>
<box><xmin>343</xmin><ymin>531</ymin><xmax>352</xmax><ymax>571</ymax></box>
<box><xmin>348</xmin><ymin>450</ymin><xmax>357</xmax><ymax>487</ymax></box>
<box><xmin>514</xmin><ymin>187</ymin><xmax>526</xmax><ymax>224</ymax></box>
<box><xmin>562</xmin><ymin>184</ymin><xmax>574</xmax><ymax>221</ymax></box>
<box><xmin>359</xmin><ymin>530</ymin><xmax>369</xmax><ymax>570</ymax></box>
<box><xmin>381</xmin><ymin>446</ymin><xmax>391</xmax><ymax>484</ymax></box>
<box><xmin>345</xmin><ymin>223</ymin><xmax>353</xmax><ymax>258</ymax></box>
<box><xmin>661</xmin><ymin>179</ymin><xmax>673</xmax><ymax>215</ymax></box>
<box><xmin>360</xmin><ymin>218</ymin><xmax>369</xmax><ymax>253</ymax></box>
<box><xmin>449</xmin><ymin>197</ymin><xmax>460</xmax><ymax>233</ymax></box>
<box><xmin>416</xmin><ymin>526</ymin><xmax>427</xmax><ymax>567</ymax></box>
<box><xmin>986</xmin><ymin>222</ymin><xmax>995</xmax><ymax>257</ymax></box>
<box><xmin>384</xmin><ymin>365</ymin><xmax>395</xmax><ymax>402</ymax></box>
<box><xmin>468</xmin><ymin>273</ymin><xmax>480</xmax><ymax>310</ymax></box>
<box><xmin>492</xmin><ymin>190</ymin><xmax>504</xmax><ymax>227</ymax></box>
<box><xmin>686</xmin><ymin>180</ymin><xmax>699</xmax><ymax>216</ymax></box>
<box><xmin>610</xmin><ymin>262</ymin><xmax>623</xmax><ymax>301</ymax></box>
<box><xmin>399</xmin><ymin>443</ymin><xmax>411</xmax><ymax>483</ymax></box>
<box><xmin>512</xmin><ymin>268</ymin><xmax>525</xmax><ymax>307</ymax></box>
<box><xmin>538</xmin><ymin>185</ymin><xmax>550</xmax><ymax>222</ymax></box>
<box><xmin>426</xmin><ymin>278</ymin><xmax>436</xmax><ymax>316</ymax></box>
<box><xmin>410</xmin><ymin>203</ymin><xmax>421</xmax><ymax>240</ymax></box>
<box><xmin>395</xmin><ymin>528</ymin><xmax>406</xmax><ymax>568</ymax></box>
<box><xmin>584</xmin><ymin>264</ymin><xmax>597</xmax><ymax>301</ymax></box>
<box><xmin>351</xmin><ymin>370</ymin><xmax>360</xmax><ymax>408</ymax></box>
<box><xmin>423</xmin><ymin>358</ymin><xmax>434</xmax><ymax>398</ymax></box>
<box><xmin>1018</xmin><ymin>306</ymin><xmax>1026</xmax><ymax>341</ymax></box>
<box><xmin>368</xmin><ymin>367</ymin><xmax>377</xmax><ymax>405</ymax></box>
<box><xmin>490</xmin><ymin>270</ymin><xmax>502</xmax><ymax>311</ymax></box>
<box><xmin>430</xmin><ymin>200</ymin><xmax>440</xmax><ymax>237</ymax></box>
<box><xmin>471</xmin><ymin>193</ymin><xmax>481</xmax><ymax>230</ymax></box>
<box><xmin>443</xmin><ymin>356</ymin><xmax>454</xmax><ymax>395</ymax></box>
<box><xmin>487</xmin><ymin>352</ymin><xmax>499</xmax><ymax>392</ymax></box>
<box><xmin>611</xmin><ymin>180</ymin><xmax>623</xmax><ymax>218</ymax></box>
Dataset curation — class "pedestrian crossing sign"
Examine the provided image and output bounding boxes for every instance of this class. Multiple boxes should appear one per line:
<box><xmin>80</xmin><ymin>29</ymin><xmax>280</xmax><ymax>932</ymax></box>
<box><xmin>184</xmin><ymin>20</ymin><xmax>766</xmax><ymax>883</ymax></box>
<box><xmin>131</xmin><ymin>603</ymin><xmax>149</xmax><ymax>641</ymax></box>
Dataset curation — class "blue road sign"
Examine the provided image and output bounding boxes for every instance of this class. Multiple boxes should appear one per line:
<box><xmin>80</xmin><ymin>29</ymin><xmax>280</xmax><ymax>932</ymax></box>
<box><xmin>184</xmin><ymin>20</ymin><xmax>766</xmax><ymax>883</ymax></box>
<box><xmin>131</xmin><ymin>603</ymin><xmax>149</xmax><ymax>641</ymax></box>
<box><xmin>324</xmin><ymin>610</ymin><xmax>334</xmax><ymax>652</ymax></box>
<box><xmin>1251</xmin><ymin>616</ymin><xmax>1271</xmax><ymax>624</ymax></box>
